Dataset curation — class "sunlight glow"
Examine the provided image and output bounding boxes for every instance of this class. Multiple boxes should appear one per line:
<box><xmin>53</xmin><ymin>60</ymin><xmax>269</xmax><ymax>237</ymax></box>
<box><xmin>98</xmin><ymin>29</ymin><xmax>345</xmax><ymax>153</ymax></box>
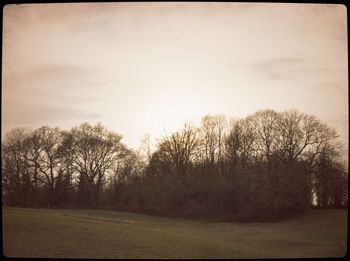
<box><xmin>2</xmin><ymin>3</ymin><xmax>347</xmax><ymax>153</ymax></box>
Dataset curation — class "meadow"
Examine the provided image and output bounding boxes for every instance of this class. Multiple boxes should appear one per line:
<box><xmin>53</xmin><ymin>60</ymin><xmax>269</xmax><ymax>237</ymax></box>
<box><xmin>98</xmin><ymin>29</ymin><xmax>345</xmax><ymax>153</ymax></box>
<box><xmin>2</xmin><ymin>207</ymin><xmax>347</xmax><ymax>258</ymax></box>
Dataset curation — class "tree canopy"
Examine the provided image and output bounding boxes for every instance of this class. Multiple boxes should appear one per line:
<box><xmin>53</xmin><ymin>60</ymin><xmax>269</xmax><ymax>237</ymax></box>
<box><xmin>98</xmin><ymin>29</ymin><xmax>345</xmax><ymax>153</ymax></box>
<box><xmin>2</xmin><ymin>110</ymin><xmax>347</xmax><ymax>221</ymax></box>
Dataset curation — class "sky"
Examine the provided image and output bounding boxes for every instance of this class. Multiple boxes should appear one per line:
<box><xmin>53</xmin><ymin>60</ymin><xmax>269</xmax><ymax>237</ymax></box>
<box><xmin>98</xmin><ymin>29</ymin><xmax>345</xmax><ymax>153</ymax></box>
<box><xmin>2</xmin><ymin>3</ymin><xmax>348</xmax><ymax>155</ymax></box>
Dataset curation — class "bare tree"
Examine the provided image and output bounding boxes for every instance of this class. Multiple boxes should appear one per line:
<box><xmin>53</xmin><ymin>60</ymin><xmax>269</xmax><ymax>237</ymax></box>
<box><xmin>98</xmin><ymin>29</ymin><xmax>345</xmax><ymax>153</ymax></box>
<box><xmin>32</xmin><ymin>127</ymin><xmax>62</xmax><ymax>206</ymax></box>
<box><xmin>278</xmin><ymin>110</ymin><xmax>338</xmax><ymax>170</ymax></box>
<box><xmin>226</xmin><ymin>117</ymin><xmax>256</xmax><ymax>172</ymax></box>
<box><xmin>249</xmin><ymin>109</ymin><xmax>281</xmax><ymax>173</ymax></box>
<box><xmin>110</xmin><ymin>148</ymin><xmax>140</xmax><ymax>204</ymax></box>
<box><xmin>57</xmin><ymin>130</ymin><xmax>76</xmax><ymax>186</ymax></box>
<box><xmin>1</xmin><ymin>109</ymin><xmax>345</xmax><ymax>221</ymax></box>
<box><xmin>2</xmin><ymin>128</ymin><xmax>35</xmax><ymax>207</ymax></box>
<box><xmin>300</xmin><ymin>115</ymin><xmax>338</xmax><ymax>173</ymax></box>
<box><xmin>71</xmin><ymin>123</ymin><xmax>124</xmax><ymax>207</ymax></box>
<box><xmin>199</xmin><ymin>115</ymin><xmax>227</xmax><ymax>173</ymax></box>
<box><xmin>158</xmin><ymin>123</ymin><xmax>200</xmax><ymax>181</ymax></box>
<box><xmin>138</xmin><ymin>133</ymin><xmax>152</xmax><ymax>165</ymax></box>
<box><xmin>314</xmin><ymin>141</ymin><xmax>347</xmax><ymax>207</ymax></box>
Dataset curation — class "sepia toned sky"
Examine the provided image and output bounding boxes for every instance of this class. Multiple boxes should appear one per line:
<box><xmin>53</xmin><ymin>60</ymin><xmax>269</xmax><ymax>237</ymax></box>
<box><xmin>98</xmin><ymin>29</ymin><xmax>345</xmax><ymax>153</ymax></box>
<box><xmin>2</xmin><ymin>3</ymin><xmax>348</xmax><ymax>154</ymax></box>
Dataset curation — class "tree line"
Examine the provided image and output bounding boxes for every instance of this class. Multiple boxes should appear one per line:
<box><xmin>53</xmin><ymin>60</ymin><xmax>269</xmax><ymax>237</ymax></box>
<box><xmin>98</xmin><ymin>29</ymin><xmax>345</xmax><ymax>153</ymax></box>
<box><xmin>2</xmin><ymin>109</ymin><xmax>348</xmax><ymax>221</ymax></box>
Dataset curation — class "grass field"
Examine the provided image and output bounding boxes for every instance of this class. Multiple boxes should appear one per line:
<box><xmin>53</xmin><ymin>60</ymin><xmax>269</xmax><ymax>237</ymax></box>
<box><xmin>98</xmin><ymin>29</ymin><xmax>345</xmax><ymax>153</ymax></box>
<box><xmin>2</xmin><ymin>207</ymin><xmax>347</xmax><ymax>258</ymax></box>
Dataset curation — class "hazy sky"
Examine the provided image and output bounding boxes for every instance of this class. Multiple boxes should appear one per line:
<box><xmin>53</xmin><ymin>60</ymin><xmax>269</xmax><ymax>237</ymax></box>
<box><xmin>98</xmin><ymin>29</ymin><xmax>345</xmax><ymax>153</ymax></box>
<box><xmin>2</xmin><ymin>3</ymin><xmax>348</xmax><ymax>153</ymax></box>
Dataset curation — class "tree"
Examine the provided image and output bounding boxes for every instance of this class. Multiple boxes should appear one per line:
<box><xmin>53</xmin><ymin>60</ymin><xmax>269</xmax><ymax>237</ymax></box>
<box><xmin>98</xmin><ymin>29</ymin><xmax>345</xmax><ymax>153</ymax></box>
<box><xmin>2</xmin><ymin>128</ymin><xmax>34</xmax><ymax>207</ymax></box>
<box><xmin>157</xmin><ymin>123</ymin><xmax>200</xmax><ymax>181</ymax></box>
<box><xmin>109</xmin><ymin>147</ymin><xmax>139</xmax><ymax>205</ymax></box>
<box><xmin>314</xmin><ymin>142</ymin><xmax>348</xmax><ymax>208</ymax></box>
<box><xmin>28</xmin><ymin>126</ymin><xmax>62</xmax><ymax>207</ymax></box>
<box><xmin>225</xmin><ymin>118</ymin><xmax>256</xmax><ymax>215</ymax></box>
<box><xmin>226</xmin><ymin>117</ymin><xmax>257</xmax><ymax>173</ymax></box>
<box><xmin>299</xmin><ymin>114</ymin><xmax>338</xmax><ymax>173</ymax></box>
<box><xmin>138</xmin><ymin>133</ymin><xmax>152</xmax><ymax>164</ymax></box>
<box><xmin>1</xmin><ymin>109</ymin><xmax>345</xmax><ymax>221</ymax></box>
<box><xmin>199</xmin><ymin>115</ymin><xmax>227</xmax><ymax>173</ymax></box>
<box><xmin>55</xmin><ymin>130</ymin><xmax>77</xmax><ymax>207</ymax></box>
<box><xmin>71</xmin><ymin>123</ymin><xmax>124</xmax><ymax>208</ymax></box>
<box><xmin>277</xmin><ymin>110</ymin><xmax>338</xmax><ymax>169</ymax></box>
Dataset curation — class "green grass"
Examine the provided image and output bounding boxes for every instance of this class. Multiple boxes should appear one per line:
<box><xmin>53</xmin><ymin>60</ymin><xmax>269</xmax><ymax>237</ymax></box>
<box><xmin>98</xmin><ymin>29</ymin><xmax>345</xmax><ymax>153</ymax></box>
<box><xmin>2</xmin><ymin>207</ymin><xmax>347</xmax><ymax>258</ymax></box>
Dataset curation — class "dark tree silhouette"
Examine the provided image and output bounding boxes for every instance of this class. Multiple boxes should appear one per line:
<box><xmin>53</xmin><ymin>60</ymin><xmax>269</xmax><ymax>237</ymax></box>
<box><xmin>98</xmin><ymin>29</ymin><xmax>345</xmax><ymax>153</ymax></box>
<box><xmin>2</xmin><ymin>110</ymin><xmax>347</xmax><ymax>221</ymax></box>
<box><xmin>71</xmin><ymin>123</ymin><xmax>124</xmax><ymax>208</ymax></box>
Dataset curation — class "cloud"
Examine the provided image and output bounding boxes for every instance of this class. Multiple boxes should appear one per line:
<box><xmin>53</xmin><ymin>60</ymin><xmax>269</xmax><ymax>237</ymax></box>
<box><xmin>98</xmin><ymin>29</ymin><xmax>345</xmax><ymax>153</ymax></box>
<box><xmin>2</xmin><ymin>63</ymin><xmax>104</xmax><ymax>135</ymax></box>
<box><xmin>253</xmin><ymin>56</ymin><xmax>304</xmax><ymax>69</ymax></box>
<box><xmin>251</xmin><ymin>56</ymin><xmax>305</xmax><ymax>80</ymax></box>
<box><xmin>251</xmin><ymin>57</ymin><xmax>345</xmax><ymax>85</ymax></box>
<box><xmin>4</xmin><ymin>63</ymin><xmax>100</xmax><ymax>87</ymax></box>
<box><xmin>307</xmin><ymin>82</ymin><xmax>346</xmax><ymax>92</ymax></box>
<box><xmin>2</xmin><ymin>3</ymin><xmax>347</xmax><ymax>154</ymax></box>
<box><xmin>2</xmin><ymin>103</ymin><xmax>100</xmax><ymax>133</ymax></box>
<box><xmin>2</xmin><ymin>63</ymin><xmax>108</xmax><ymax>106</ymax></box>
<box><xmin>22</xmin><ymin>64</ymin><xmax>94</xmax><ymax>79</ymax></box>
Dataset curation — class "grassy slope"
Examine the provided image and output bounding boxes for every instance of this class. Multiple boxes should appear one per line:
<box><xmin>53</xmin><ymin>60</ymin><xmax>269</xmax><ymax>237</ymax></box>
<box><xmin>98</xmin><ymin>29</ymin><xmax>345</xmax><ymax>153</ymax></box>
<box><xmin>2</xmin><ymin>207</ymin><xmax>347</xmax><ymax>258</ymax></box>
